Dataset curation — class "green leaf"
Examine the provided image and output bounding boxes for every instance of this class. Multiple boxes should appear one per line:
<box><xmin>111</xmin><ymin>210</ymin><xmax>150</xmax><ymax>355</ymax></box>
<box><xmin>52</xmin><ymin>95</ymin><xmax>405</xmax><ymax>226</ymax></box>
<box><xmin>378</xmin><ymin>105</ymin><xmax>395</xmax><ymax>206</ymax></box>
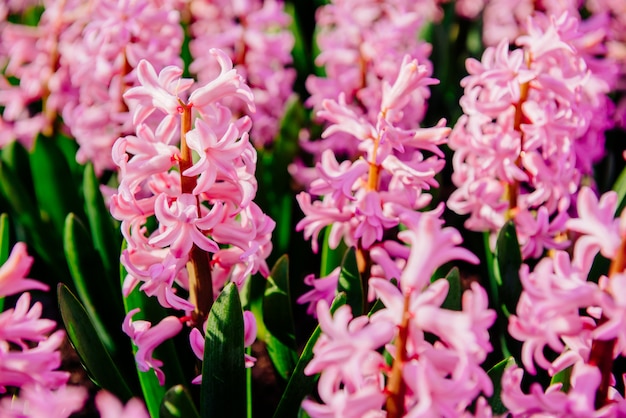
<box><xmin>263</xmin><ymin>255</ymin><xmax>298</xmax><ymax>380</ymax></box>
<box><xmin>285</xmin><ymin>2</ymin><xmax>311</xmax><ymax>84</ymax></box>
<box><xmin>201</xmin><ymin>282</ymin><xmax>246</xmax><ymax>418</ymax></box>
<box><xmin>58</xmin><ymin>283</ymin><xmax>133</xmax><ymax>402</ymax></box>
<box><xmin>1</xmin><ymin>140</ymin><xmax>33</xmax><ymax>196</ymax></box>
<box><xmin>29</xmin><ymin>135</ymin><xmax>84</xmax><ymax>236</ymax></box>
<box><xmin>612</xmin><ymin>163</ymin><xmax>626</xmax><ymax>217</ymax></box>
<box><xmin>0</xmin><ymin>213</ymin><xmax>9</xmax><ymax>265</ymax></box>
<box><xmin>0</xmin><ymin>153</ymin><xmax>67</xmax><ymax>281</ymax></box>
<box><xmin>273</xmin><ymin>293</ymin><xmax>347</xmax><ymax>418</ymax></box>
<box><xmin>495</xmin><ymin>222</ymin><xmax>522</xmax><ymax>317</ymax></box>
<box><xmin>440</xmin><ymin>267</ymin><xmax>462</xmax><ymax>311</ymax></box>
<box><xmin>486</xmin><ymin>356</ymin><xmax>516</xmax><ymax>415</ymax></box>
<box><xmin>159</xmin><ymin>385</ymin><xmax>200</xmax><ymax>418</ymax></box>
<box><xmin>83</xmin><ymin>163</ymin><xmax>120</xmax><ymax>279</ymax></box>
<box><xmin>337</xmin><ymin>247</ymin><xmax>363</xmax><ymax>316</ymax></box>
<box><xmin>319</xmin><ymin>226</ymin><xmax>347</xmax><ymax>277</ymax></box>
<box><xmin>120</xmin><ymin>240</ymin><xmax>187</xmax><ymax>415</ymax></box>
<box><xmin>64</xmin><ymin>213</ymin><xmax>120</xmax><ymax>355</ymax></box>
<box><xmin>0</xmin><ymin>213</ymin><xmax>9</xmax><ymax>312</ymax></box>
<box><xmin>550</xmin><ymin>365</ymin><xmax>572</xmax><ymax>393</ymax></box>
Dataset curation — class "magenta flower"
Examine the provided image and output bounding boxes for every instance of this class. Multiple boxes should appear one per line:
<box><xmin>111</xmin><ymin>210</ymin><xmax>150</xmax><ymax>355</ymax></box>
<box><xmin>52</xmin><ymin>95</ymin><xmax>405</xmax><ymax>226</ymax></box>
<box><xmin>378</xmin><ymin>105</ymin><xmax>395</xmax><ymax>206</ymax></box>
<box><xmin>122</xmin><ymin>309</ymin><xmax>183</xmax><ymax>385</ymax></box>
<box><xmin>398</xmin><ymin>211</ymin><xmax>479</xmax><ymax>293</ymax></box>
<box><xmin>95</xmin><ymin>390</ymin><xmax>149</xmax><ymax>418</ymax></box>
<box><xmin>0</xmin><ymin>383</ymin><xmax>87</xmax><ymax>418</ymax></box>
<box><xmin>189</xmin><ymin>0</ymin><xmax>294</xmax><ymax>147</ymax></box>
<box><xmin>0</xmin><ymin>242</ymin><xmax>48</xmax><ymax>298</ymax></box>
<box><xmin>566</xmin><ymin>187</ymin><xmax>622</xmax><ymax>267</ymax></box>
<box><xmin>150</xmin><ymin>193</ymin><xmax>223</xmax><ymax>258</ymax></box>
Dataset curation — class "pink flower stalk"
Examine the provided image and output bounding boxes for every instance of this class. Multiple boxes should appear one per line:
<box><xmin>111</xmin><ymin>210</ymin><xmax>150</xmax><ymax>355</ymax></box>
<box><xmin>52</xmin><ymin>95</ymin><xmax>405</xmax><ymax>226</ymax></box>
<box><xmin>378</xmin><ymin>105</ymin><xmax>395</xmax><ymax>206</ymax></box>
<box><xmin>505</xmin><ymin>187</ymin><xmax>626</xmax><ymax>413</ymax></box>
<box><xmin>95</xmin><ymin>390</ymin><xmax>150</xmax><ymax>418</ymax></box>
<box><xmin>296</xmin><ymin>56</ymin><xmax>451</xmax><ymax>306</ymax></box>
<box><xmin>303</xmin><ymin>245</ymin><xmax>496</xmax><ymax>416</ymax></box>
<box><xmin>189</xmin><ymin>0</ymin><xmax>296</xmax><ymax>148</ymax></box>
<box><xmin>111</xmin><ymin>50</ymin><xmax>274</xmax><ymax>384</ymax></box>
<box><xmin>292</xmin><ymin>0</ymin><xmax>439</xmax><ymax>187</ymax></box>
<box><xmin>60</xmin><ymin>0</ymin><xmax>184</xmax><ymax>174</ymax></box>
<box><xmin>0</xmin><ymin>0</ymin><xmax>83</xmax><ymax>148</ymax></box>
<box><xmin>448</xmin><ymin>12</ymin><xmax>615</xmax><ymax>259</ymax></box>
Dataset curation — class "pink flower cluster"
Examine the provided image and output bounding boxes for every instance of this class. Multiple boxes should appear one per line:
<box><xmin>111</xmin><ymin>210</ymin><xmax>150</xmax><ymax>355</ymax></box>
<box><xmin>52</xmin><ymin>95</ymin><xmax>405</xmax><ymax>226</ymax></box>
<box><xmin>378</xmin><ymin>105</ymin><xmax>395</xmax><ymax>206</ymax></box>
<box><xmin>110</xmin><ymin>50</ymin><xmax>273</xmax><ymax>384</ymax></box>
<box><xmin>0</xmin><ymin>242</ymin><xmax>150</xmax><ymax>417</ymax></box>
<box><xmin>302</xmin><ymin>211</ymin><xmax>496</xmax><ymax>416</ymax></box>
<box><xmin>448</xmin><ymin>12</ymin><xmax>615</xmax><ymax>259</ymax></box>
<box><xmin>0</xmin><ymin>0</ymin><xmax>82</xmax><ymax>148</ymax></box>
<box><xmin>189</xmin><ymin>0</ymin><xmax>296</xmax><ymax>148</ymax></box>
<box><xmin>502</xmin><ymin>186</ymin><xmax>626</xmax><ymax>415</ymax></box>
<box><xmin>296</xmin><ymin>54</ymin><xmax>450</xmax><ymax>310</ymax></box>
<box><xmin>0</xmin><ymin>0</ymin><xmax>185</xmax><ymax>174</ymax></box>
<box><xmin>61</xmin><ymin>0</ymin><xmax>184</xmax><ymax>174</ymax></box>
<box><xmin>292</xmin><ymin>0</ymin><xmax>440</xmax><ymax>187</ymax></box>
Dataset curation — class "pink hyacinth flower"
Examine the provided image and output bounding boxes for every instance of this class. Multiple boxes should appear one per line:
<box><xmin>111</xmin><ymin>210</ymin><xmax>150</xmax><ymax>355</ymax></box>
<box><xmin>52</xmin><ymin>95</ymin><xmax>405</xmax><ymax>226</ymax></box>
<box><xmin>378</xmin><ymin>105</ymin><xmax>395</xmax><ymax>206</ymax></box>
<box><xmin>122</xmin><ymin>309</ymin><xmax>183</xmax><ymax>385</ymax></box>
<box><xmin>0</xmin><ymin>242</ymin><xmax>48</xmax><ymax>298</ymax></box>
<box><xmin>95</xmin><ymin>390</ymin><xmax>150</xmax><ymax>418</ymax></box>
<box><xmin>0</xmin><ymin>383</ymin><xmax>87</xmax><ymax>418</ymax></box>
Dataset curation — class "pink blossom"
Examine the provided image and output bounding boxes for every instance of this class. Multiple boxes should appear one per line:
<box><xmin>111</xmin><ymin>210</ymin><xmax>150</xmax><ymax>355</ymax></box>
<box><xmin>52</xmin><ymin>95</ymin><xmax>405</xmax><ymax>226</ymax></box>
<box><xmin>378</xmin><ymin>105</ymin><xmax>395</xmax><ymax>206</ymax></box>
<box><xmin>0</xmin><ymin>383</ymin><xmax>87</xmax><ymax>418</ymax></box>
<box><xmin>95</xmin><ymin>390</ymin><xmax>149</xmax><ymax>418</ymax></box>
<box><xmin>189</xmin><ymin>0</ymin><xmax>294</xmax><ymax>147</ymax></box>
<box><xmin>296</xmin><ymin>268</ymin><xmax>341</xmax><ymax>317</ymax></box>
<box><xmin>122</xmin><ymin>309</ymin><xmax>183</xmax><ymax>385</ymax></box>
<box><xmin>150</xmin><ymin>193</ymin><xmax>223</xmax><ymax>258</ymax></box>
<box><xmin>398</xmin><ymin>212</ymin><xmax>479</xmax><ymax>293</ymax></box>
<box><xmin>0</xmin><ymin>326</ymin><xmax>68</xmax><ymax>391</ymax></box>
<box><xmin>0</xmin><ymin>242</ymin><xmax>48</xmax><ymax>298</ymax></box>
<box><xmin>508</xmin><ymin>251</ymin><xmax>598</xmax><ymax>374</ymax></box>
<box><xmin>566</xmin><ymin>187</ymin><xmax>622</xmax><ymax>265</ymax></box>
<box><xmin>500</xmin><ymin>362</ymin><xmax>626</xmax><ymax>417</ymax></box>
<box><xmin>124</xmin><ymin>60</ymin><xmax>193</xmax><ymax>125</ymax></box>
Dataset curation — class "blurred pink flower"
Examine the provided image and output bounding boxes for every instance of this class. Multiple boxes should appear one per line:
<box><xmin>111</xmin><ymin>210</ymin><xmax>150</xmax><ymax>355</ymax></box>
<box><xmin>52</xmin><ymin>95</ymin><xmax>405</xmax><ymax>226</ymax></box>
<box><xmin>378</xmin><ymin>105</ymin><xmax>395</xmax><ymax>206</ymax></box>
<box><xmin>95</xmin><ymin>390</ymin><xmax>149</xmax><ymax>418</ymax></box>
<box><xmin>0</xmin><ymin>383</ymin><xmax>87</xmax><ymax>418</ymax></box>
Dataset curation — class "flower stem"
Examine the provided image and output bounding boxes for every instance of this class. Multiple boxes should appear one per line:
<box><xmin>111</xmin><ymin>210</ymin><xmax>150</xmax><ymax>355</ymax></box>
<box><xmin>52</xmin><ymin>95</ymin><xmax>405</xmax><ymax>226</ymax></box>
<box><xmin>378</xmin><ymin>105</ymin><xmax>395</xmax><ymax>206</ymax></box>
<box><xmin>385</xmin><ymin>291</ymin><xmax>411</xmax><ymax>417</ymax></box>
<box><xmin>179</xmin><ymin>103</ymin><xmax>214</xmax><ymax>326</ymax></box>
<box><xmin>506</xmin><ymin>53</ymin><xmax>531</xmax><ymax>216</ymax></box>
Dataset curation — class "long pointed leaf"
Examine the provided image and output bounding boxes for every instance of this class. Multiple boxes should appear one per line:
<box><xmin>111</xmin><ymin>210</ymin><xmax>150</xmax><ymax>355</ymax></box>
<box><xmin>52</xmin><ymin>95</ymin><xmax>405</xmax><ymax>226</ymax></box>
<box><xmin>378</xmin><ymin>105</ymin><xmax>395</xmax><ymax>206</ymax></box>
<box><xmin>58</xmin><ymin>283</ymin><xmax>133</xmax><ymax>402</ymax></box>
<box><xmin>160</xmin><ymin>385</ymin><xmax>200</xmax><ymax>418</ymax></box>
<box><xmin>64</xmin><ymin>213</ymin><xmax>120</xmax><ymax>354</ymax></box>
<box><xmin>83</xmin><ymin>163</ymin><xmax>120</xmax><ymax>279</ymax></box>
<box><xmin>319</xmin><ymin>226</ymin><xmax>346</xmax><ymax>277</ymax></box>
<box><xmin>263</xmin><ymin>255</ymin><xmax>298</xmax><ymax>380</ymax></box>
<box><xmin>440</xmin><ymin>267</ymin><xmax>462</xmax><ymax>311</ymax></box>
<box><xmin>29</xmin><ymin>135</ymin><xmax>84</xmax><ymax>235</ymax></box>
<box><xmin>495</xmin><ymin>222</ymin><xmax>522</xmax><ymax>317</ymax></box>
<box><xmin>487</xmin><ymin>356</ymin><xmax>516</xmax><ymax>415</ymax></box>
<box><xmin>337</xmin><ymin>247</ymin><xmax>363</xmax><ymax>316</ymax></box>
<box><xmin>201</xmin><ymin>282</ymin><xmax>246</xmax><ymax>418</ymax></box>
<box><xmin>0</xmin><ymin>213</ymin><xmax>9</xmax><ymax>312</ymax></box>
